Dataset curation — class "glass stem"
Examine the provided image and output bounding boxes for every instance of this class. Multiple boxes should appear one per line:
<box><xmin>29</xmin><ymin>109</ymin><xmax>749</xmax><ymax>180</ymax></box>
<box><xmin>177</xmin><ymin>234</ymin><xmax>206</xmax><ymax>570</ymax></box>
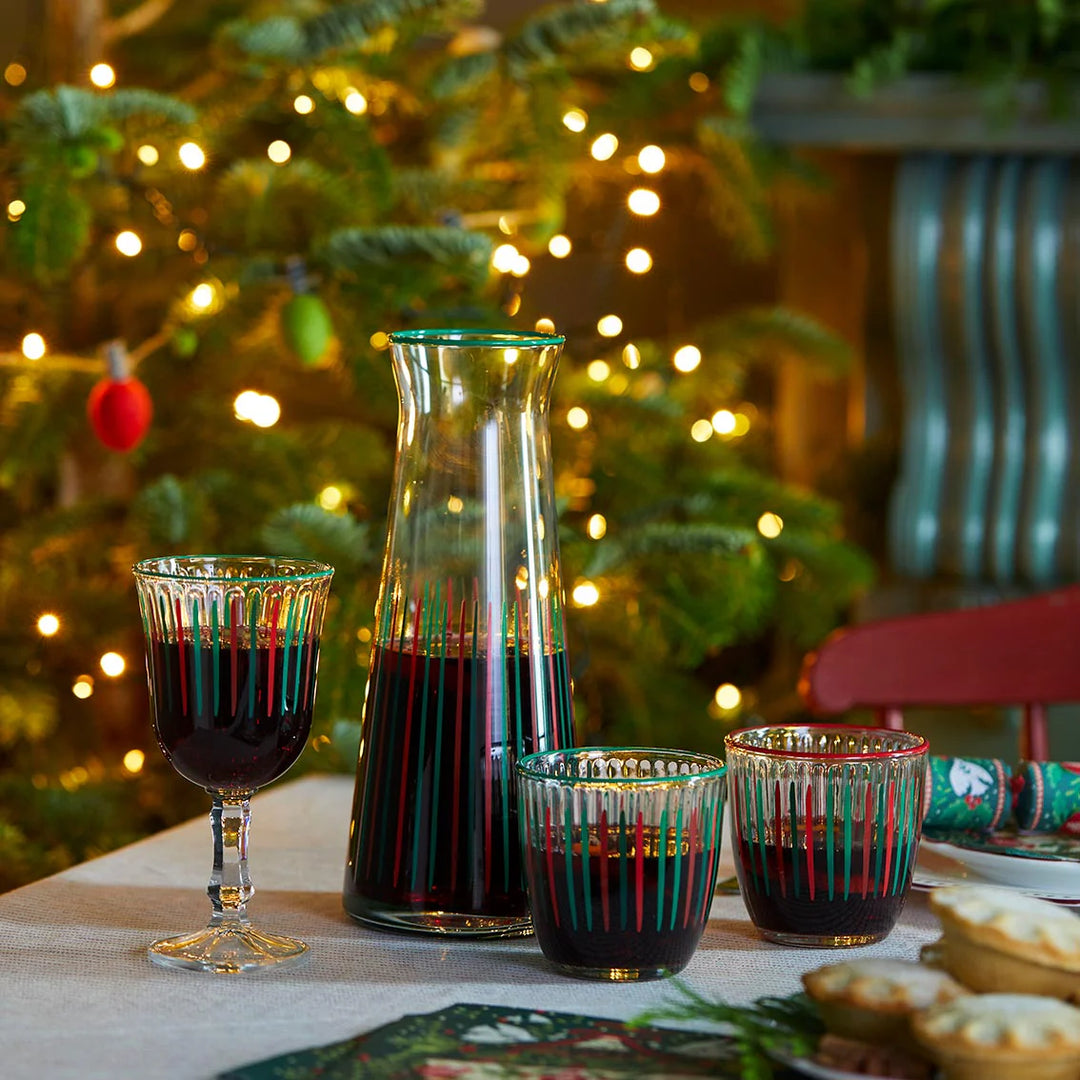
<box><xmin>207</xmin><ymin>794</ymin><xmax>254</xmax><ymax>929</ymax></box>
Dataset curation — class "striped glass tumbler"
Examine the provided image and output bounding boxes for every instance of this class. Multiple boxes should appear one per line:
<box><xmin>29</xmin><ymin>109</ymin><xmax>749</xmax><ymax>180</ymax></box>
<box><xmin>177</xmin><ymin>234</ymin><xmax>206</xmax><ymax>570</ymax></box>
<box><xmin>517</xmin><ymin>748</ymin><xmax>727</xmax><ymax>980</ymax></box>
<box><xmin>726</xmin><ymin>725</ymin><xmax>929</xmax><ymax>947</ymax></box>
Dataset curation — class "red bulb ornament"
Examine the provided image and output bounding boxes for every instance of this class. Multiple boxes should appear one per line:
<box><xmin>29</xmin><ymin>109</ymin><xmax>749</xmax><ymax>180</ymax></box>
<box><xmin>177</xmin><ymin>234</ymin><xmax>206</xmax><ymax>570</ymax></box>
<box><xmin>87</xmin><ymin>341</ymin><xmax>153</xmax><ymax>452</ymax></box>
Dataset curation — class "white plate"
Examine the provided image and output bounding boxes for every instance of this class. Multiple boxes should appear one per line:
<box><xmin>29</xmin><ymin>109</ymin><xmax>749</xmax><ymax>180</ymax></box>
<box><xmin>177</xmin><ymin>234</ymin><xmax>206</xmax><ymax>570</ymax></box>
<box><xmin>914</xmin><ymin>839</ymin><xmax>1080</xmax><ymax>902</ymax></box>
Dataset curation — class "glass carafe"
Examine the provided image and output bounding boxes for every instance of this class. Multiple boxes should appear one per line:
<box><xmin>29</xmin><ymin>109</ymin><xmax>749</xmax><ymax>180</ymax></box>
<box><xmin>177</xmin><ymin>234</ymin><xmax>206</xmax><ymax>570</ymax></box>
<box><xmin>344</xmin><ymin>329</ymin><xmax>575</xmax><ymax>936</ymax></box>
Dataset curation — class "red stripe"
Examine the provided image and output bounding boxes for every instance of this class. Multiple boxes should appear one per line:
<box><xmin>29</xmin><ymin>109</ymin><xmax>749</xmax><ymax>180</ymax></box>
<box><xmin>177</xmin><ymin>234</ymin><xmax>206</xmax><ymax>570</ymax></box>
<box><xmin>862</xmin><ymin>784</ymin><xmax>873</xmax><ymax>898</ymax></box>
<box><xmin>392</xmin><ymin>599</ymin><xmax>423</xmax><ymax>887</ymax></box>
<box><xmin>683</xmin><ymin>808</ymin><xmax>697</xmax><ymax>927</ymax></box>
<box><xmin>266</xmin><ymin>594</ymin><xmax>281</xmax><ymax>717</ymax></box>
<box><xmin>599</xmin><ymin>809</ymin><xmax>610</xmax><ymax>932</ymax></box>
<box><xmin>451</xmin><ymin>597</ymin><xmax>466</xmax><ymax>887</ymax></box>
<box><xmin>635</xmin><ymin>811</ymin><xmax>645</xmax><ymax>932</ymax></box>
<box><xmin>805</xmin><ymin>785</ymin><xmax>815</xmax><ymax>901</ymax></box>
<box><xmin>545</xmin><ymin>805</ymin><xmax>559</xmax><ymax>928</ymax></box>
<box><xmin>774</xmin><ymin>782</ymin><xmax>786</xmax><ymax>898</ymax></box>
<box><xmin>484</xmin><ymin>601</ymin><xmax>494</xmax><ymax>893</ymax></box>
<box><xmin>230</xmin><ymin>597</ymin><xmax>239</xmax><ymax>716</ymax></box>
<box><xmin>175</xmin><ymin>598</ymin><xmax>188</xmax><ymax>716</ymax></box>
<box><xmin>882</xmin><ymin>779</ymin><xmax>896</xmax><ymax>895</ymax></box>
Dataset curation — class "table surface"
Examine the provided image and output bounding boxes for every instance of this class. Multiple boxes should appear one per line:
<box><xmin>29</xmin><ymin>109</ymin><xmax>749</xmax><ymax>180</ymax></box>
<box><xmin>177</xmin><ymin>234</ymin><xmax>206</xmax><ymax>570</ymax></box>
<box><xmin>0</xmin><ymin>774</ymin><xmax>943</xmax><ymax>1079</ymax></box>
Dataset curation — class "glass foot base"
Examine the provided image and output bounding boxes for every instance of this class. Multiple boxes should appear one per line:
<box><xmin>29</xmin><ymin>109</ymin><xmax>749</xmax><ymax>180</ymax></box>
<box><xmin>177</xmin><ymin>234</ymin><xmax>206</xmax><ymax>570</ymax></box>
<box><xmin>148</xmin><ymin>925</ymin><xmax>309</xmax><ymax>974</ymax></box>
<box><xmin>343</xmin><ymin>896</ymin><xmax>532</xmax><ymax>938</ymax></box>
<box><xmin>550</xmin><ymin>961</ymin><xmax>674</xmax><ymax>982</ymax></box>
<box><xmin>756</xmin><ymin>928</ymin><xmax>888</xmax><ymax>948</ymax></box>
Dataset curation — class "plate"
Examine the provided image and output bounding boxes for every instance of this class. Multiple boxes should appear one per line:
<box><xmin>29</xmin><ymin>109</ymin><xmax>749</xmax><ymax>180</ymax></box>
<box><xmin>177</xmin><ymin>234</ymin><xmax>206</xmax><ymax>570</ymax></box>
<box><xmin>766</xmin><ymin>1046</ymin><xmax>904</xmax><ymax>1080</ymax></box>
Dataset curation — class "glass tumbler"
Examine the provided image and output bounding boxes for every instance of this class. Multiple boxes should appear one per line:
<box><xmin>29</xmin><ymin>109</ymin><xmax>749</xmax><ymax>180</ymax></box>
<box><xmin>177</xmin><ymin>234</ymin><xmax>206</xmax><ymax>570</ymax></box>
<box><xmin>517</xmin><ymin>747</ymin><xmax>727</xmax><ymax>981</ymax></box>
<box><xmin>725</xmin><ymin>725</ymin><xmax>929</xmax><ymax>947</ymax></box>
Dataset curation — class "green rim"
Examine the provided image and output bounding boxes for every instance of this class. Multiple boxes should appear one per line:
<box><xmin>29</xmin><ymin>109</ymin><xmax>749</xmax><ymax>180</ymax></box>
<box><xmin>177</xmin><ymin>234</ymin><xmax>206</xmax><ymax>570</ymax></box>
<box><xmin>516</xmin><ymin>746</ymin><xmax>727</xmax><ymax>785</ymax></box>
<box><xmin>388</xmin><ymin>328</ymin><xmax>565</xmax><ymax>348</ymax></box>
<box><xmin>133</xmin><ymin>555</ymin><xmax>334</xmax><ymax>584</ymax></box>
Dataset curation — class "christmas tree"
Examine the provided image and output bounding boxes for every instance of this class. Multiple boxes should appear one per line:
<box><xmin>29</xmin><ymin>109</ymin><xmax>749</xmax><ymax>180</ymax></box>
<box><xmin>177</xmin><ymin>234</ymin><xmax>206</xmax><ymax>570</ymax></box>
<box><xmin>0</xmin><ymin>0</ymin><xmax>872</xmax><ymax>891</ymax></box>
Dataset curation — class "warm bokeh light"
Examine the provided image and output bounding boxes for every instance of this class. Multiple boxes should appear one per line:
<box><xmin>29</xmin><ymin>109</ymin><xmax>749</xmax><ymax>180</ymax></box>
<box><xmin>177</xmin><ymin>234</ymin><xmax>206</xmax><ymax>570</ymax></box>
<box><xmin>123</xmin><ymin>749</ymin><xmax>145</xmax><ymax>774</ymax></box>
<box><xmin>622</xmin><ymin>343</ymin><xmax>641</xmax><ymax>369</ymax></box>
<box><xmin>587</xmin><ymin>514</ymin><xmax>607</xmax><ymax>540</ymax></box>
<box><xmin>7</xmin><ymin>199</ymin><xmax>26</xmax><ymax>222</ymax></box>
<box><xmin>100</xmin><ymin>651</ymin><xmax>126</xmax><ymax>677</ymax></box>
<box><xmin>590</xmin><ymin>133</ymin><xmax>618</xmax><ymax>161</ymax></box>
<box><xmin>89</xmin><ymin>63</ymin><xmax>116</xmax><ymax>88</ymax></box>
<box><xmin>267</xmin><ymin>139</ymin><xmax>291</xmax><ymax>164</ymax></box>
<box><xmin>115</xmin><ymin>230</ymin><xmax>142</xmax><ymax>256</ymax></box>
<box><xmin>293</xmin><ymin>94</ymin><xmax>315</xmax><ymax>114</ymax></box>
<box><xmin>757</xmin><ymin>512</ymin><xmax>784</xmax><ymax>539</ymax></box>
<box><xmin>136</xmin><ymin>144</ymin><xmax>159</xmax><ymax>166</ymax></box>
<box><xmin>318</xmin><ymin>485</ymin><xmax>344</xmax><ymax>511</ymax></box>
<box><xmin>733</xmin><ymin>412</ymin><xmax>752</xmax><ymax>437</ymax></box>
<box><xmin>72</xmin><ymin>676</ymin><xmax>94</xmax><ymax>700</ymax></box>
<box><xmin>177</xmin><ymin>229</ymin><xmax>198</xmax><ymax>252</ymax></box>
<box><xmin>234</xmin><ymin>390</ymin><xmax>261</xmax><ymax>420</ymax></box>
<box><xmin>572</xmin><ymin>580</ymin><xmax>600</xmax><ymax>607</ymax></box>
<box><xmin>562</xmin><ymin>108</ymin><xmax>587</xmax><ymax>132</ymax></box>
<box><xmin>343</xmin><ymin>88</ymin><xmax>368</xmax><ymax>114</ymax></box>
<box><xmin>628</xmin><ymin>46</ymin><xmax>654</xmax><ymax>71</ymax></box>
<box><xmin>250</xmin><ymin>394</ymin><xmax>281</xmax><ymax>428</ymax></box>
<box><xmin>369</xmin><ymin>330</ymin><xmax>390</xmax><ymax>349</ymax></box>
<box><xmin>690</xmin><ymin>419</ymin><xmax>714</xmax><ymax>442</ymax></box>
<box><xmin>447</xmin><ymin>495</ymin><xmax>464</xmax><ymax>514</ymax></box>
<box><xmin>714</xmin><ymin>683</ymin><xmax>741</xmax><ymax>710</ymax></box>
<box><xmin>597</xmin><ymin>314</ymin><xmax>623</xmax><ymax>337</ymax></box>
<box><xmin>627</xmin><ymin>188</ymin><xmax>660</xmax><ymax>216</ymax></box>
<box><xmin>510</xmin><ymin>254</ymin><xmax>531</xmax><ymax>277</ymax></box>
<box><xmin>36</xmin><ymin>613</ymin><xmax>60</xmax><ymax>637</ymax></box>
<box><xmin>566</xmin><ymin>406</ymin><xmax>590</xmax><ymax>430</ymax></box>
<box><xmin>178</xmin><ymin>142</ymin><xmax>206</xmax><ymax>169</ymax></box>
<box><xmin>712</xmin><ymin>409</ymin><xmax>736</xmax><ymax>435</ymax></box>
<box><xmin>673</xmin><ymin>345</ymin><xmax>701</xmax><ymax>373</ymax></box>
<box><xmin>548</xmin><ymin>234</ymin><xmax>572</xmax><ymax>258</ymax></box>
<box><xmin>535</xmin><ymin>318</ymin><xmax>556</xmax><ymax>334</ymax></box>
<box><xmin>4</xmin><ymin>62</ymin><xmax>27</xmax><ymax>86</ymax></box>
<box><xmin>638</xmin><ymin>145</ymin><xmax>666</xmax><ymax>173</ymax></box>
<box><xmin>491</xmin><ymin>243</ymin><xmax>520</xmax><ymax>273</ymax></box>
<box><xmin>625</xmin><ymin>247</ymin><xmax>652</xmax><ymax>273</ymax></box>
<box><xmin>587</xmin><ymin>359</ymin><xmax>611</xmax><ymax>382</ymax></box>
<box><xmin>21</xmin><ymin>332</ymin><xmax>46</xmax><ymax>360</ymax></box>
<box><xmin>689</xmin><ymin>72</ymin><xmax>710</xmax><ymax>93</ymax></box>
<box><xmin>190</xmin><ymin>282</ymin><xmax>215</xmax><ymax>309</ymax></box>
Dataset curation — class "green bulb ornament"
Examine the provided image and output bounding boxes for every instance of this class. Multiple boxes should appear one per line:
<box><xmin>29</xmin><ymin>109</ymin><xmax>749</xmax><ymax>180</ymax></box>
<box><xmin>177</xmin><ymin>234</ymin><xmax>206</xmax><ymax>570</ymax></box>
<box><xmin>281</xmin><ymin>293</ymin><xmax>334</xmax><ymax>367</ymax></box>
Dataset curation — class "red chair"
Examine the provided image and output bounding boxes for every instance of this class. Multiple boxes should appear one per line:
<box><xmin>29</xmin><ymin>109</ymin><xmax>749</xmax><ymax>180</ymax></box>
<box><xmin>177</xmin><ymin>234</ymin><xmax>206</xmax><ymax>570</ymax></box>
<box><xmin>797</xmin><ymin>586</ymin><xmax>1080</xmax><ymax>761</ymax></box>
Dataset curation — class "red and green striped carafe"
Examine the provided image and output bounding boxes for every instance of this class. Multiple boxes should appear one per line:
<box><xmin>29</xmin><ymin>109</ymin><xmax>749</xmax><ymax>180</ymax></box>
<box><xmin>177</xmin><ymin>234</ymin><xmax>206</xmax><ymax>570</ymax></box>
<box><xmin>344</xmin><ymin>329</ymin><xmax>575</xmax><ymax>936</ymax></box>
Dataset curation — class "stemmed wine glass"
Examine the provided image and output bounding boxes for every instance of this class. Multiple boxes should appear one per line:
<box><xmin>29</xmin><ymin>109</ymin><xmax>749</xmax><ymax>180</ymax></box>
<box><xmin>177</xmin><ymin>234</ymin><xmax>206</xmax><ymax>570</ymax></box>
<box><xmin>133</xmin><ymin>555</ymin><xmax>333</xmax><ymax>974</ymax></box>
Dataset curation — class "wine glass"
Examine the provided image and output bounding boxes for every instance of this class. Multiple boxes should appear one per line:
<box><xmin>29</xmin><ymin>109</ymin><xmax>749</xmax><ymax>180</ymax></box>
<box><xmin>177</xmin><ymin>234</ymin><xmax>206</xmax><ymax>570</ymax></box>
<box><xmin>133</xmin><ymin>555</ymin><xmax>333</xmax><ymax>973</ymax></box>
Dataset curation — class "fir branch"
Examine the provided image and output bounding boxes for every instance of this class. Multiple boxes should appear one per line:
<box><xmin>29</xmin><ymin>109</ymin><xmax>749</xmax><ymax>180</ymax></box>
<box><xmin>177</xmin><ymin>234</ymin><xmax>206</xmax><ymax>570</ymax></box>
<box><xmin>585</xmin><ymin>522</ymin><xmax>758</xmax><ymax>577</ymax></box>
<box><xmin>260</xmin><ymin>505</ymin><xmax>375</xmax><ymax>573</ymax></box>
<box><xmin>319</xmin><ymin>225</ymin><xmax>493</xmax><ymax>271</ymax></box>
<box><xmin>14</xmin><ymin>86</ymin><xmax>195</xmax><ymax>140</ymax></box>
<box><xmin>5</xmin><ymin>177</ymin><xmax>92</xmax><ymax>282</ymax></box>
<box><xmin>708</xmin><ymin>306</ymin><xmax>853</xmax><ymax>376</ymax></box>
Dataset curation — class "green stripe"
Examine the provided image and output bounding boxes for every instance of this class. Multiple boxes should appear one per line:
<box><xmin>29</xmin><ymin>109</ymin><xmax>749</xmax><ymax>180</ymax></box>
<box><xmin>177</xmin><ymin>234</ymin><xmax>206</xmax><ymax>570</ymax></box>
<box><xmin>656</xmin><ymin>806</ymin><xmax>669</xmax><ymax>932</ymax></box>
<box><xmin>429</xmin><ymin>586</ymin><xmax>448</xmax><ymax>886</ymax></box>
<box><xmin>210</xmin><ymin>598</ymin><xmax>220</xmax><ymax>716</ymax></box>
<box><xmin>564</xmin><ymin>799</ymin><xmax>578</xmax><ymax>932</ymax></box>
<box><xmin>669</xmin><ymin>803</ymin><xmax>683</xmax><ymax>931</ymax></box>
<box><xmin>618</xmin><ymin>808</ymin><xmax>629</xmax><ymax>929</ymax></box>
<box><xmin>293</xmin><ymin>594</ymin><xmax>310</xmax><ymax>706</ymax></box>
<box><xmin>892</xmin><ymin>774</ymin><xmax>908</xmax><ymax>896</ymax></box>
<box><xmin>873</xmin><ymin>781</ymin><xmax>887</xmax><ymax>896</ymax></box>
<box><xmin>410</xmin><ymin>584</ymin><xmax>435</xmax><ymax>890</ymax></box>
<box><xmin>754</xmin><ymin>774</ymin><xmax>770</xmax><ymax>897</ymax></box>
<box><xmin>280</xmin><ymin>590</ymin><xmax>298</xmax><ymax>713</ymax></box>
<box><xmin>842</xmin><ymin>778</ymin><xmax>853</xmax><ymax>901</ymax></box>
<box><xmin>826</xmin><ymin>781</ymin><xmax>835</xmax><ymax>901</ymax></box>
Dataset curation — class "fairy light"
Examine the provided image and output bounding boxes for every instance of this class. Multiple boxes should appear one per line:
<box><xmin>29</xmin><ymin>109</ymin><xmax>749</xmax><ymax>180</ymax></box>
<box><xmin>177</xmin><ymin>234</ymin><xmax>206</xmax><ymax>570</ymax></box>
<box><xmin>638</xmin><ymin>145</ymin><xmax>666</xmax><ymax>173</ymax></box>
<box><xmin>498</xmin><ymin>216</ymin><xmax>514</xmax><ymax>235</ymax></box>
<box><xmin>7</xmin><ymin>199</ymin><xmax>26</xmax><ymax>221</ymax></box>
<box><xmin>562</xmin><ymin>108</ymin><xmax>587</xmax><ymax>132</ymax></box>
<box><xmin>136</xmin><ymin>144</ymin><xmax>159</xmax><ymax>166</ymax></box>
<box><xmin>566</xmin><ymin>406</ymin><xmax>590</xmax><ymax>430</ymax></box>
<box><xmin>673</xmin><ymin>345</ymin><xmax>701</xmax><ymax>373</ymax></box>
<box><xmin>628</xmin><ymin>188</ymin><xmax>660</xmax><ymax>216</ymax></box>
<box><xmin>625</xmin><ymin>247</ymin><xmax>652</xmax><ymax>274</ymax></box>
<box><xmin>535</xmin><ymin>318</ymin><xmax>556</xmax><ymax>334</ymax></box>
<box><xmin>178</xmin><ymin>142</ymin><xmax>206</xmax><ymax>169</ymax></box>
<box><xmin>357</xmin><ymin>627</ymin><xmax>372</xmax><ymax>642</ymax></box>
<box><xmin>514</xmin><ymin>566</ymin><xmax>529</xmax><ymax>590</ymax></box>
<box><xmin>510</xmin><ymin>254</ymin><xmax>531</xmax><ymax>277</ymax></box>
<box><xmin>100</xmin><ymin>652</ymin><xmax>126</xmax><ymax>677</ymax></box>
<box><xmin>318</xmin><ymin>485</ymin><xmax>344</xmax><ymax>510</ymax></box>
<box><xmin>587</xmin><ymin>514</ymin><xmax>607</xmax><ymax>540</ymax></box>
<box><xmin>597</xmin><ymin>314</ymin><xmax>623</xmax><ymax>337</ymax></box>
<box><xmin>4</xmin><ymin>62</ymin><xmax>27</xmax><ymax>86</ymax></box>
<box><xmin>779</xmin><ymin>560</ymin><xmax>799</xmax><ymax>583</ymax></box>
<box><xmin>234</xmin><ymin>391</ymin><xmax>280</xmax><ymax>428</ymax></box>
<box><xmin>114</xmin><ymin>230</ymin><xmax>142</xmax><ymax>256</ymax></box>
<box><xmin>690</xmin><ymin>419</ymin><xmax>713</xmax><ymax>442</ymax></box>
<box><xmin>587</xmin><ymin>360</ymin><xmax>611</xmax><ymax>382</ymax></box>
<box><xmin>122</xmin><ymin>749</ymin><xmax>145</xmax><ymax>774</ymax></box>
<box><xmin>491</xmin><ymin>243</ymin><xmax>520</xmax><ymax>273</ymax></box>
<box><xmin>757</xmin><ymin>512</ymin><xmax>784</xmax><ymax>539</ymax></box>
<box><xmin>72</xmin><ymin>676</ymin><xmax>94</xmax><ymax>700</ymax></box>
<box><xmin>709</xmin><ymin>409</ymin><xmax>735</xmax><ymax>435</ymax></box>
<box><xmin>714</xmin><ymin>683</ymin><xmax>741</xmax><ymax>710</ymax></box>
<box><xmin>622</xmin><ymin>343</ymin><xmax>641</xmax><ymax>369</ymax></box>
<box><xmin>628</xmin><ymin>47</ymin><xmax>654</xmax><ymax>71</ymax></box>
<box><xmin>548</xmin><ymin>234</ymin><xmax>572</xmax><ymax>258</ymax></box>
<box><xmin>177</xmin><ymin>229</ymin><xmax>197</xmax><ymax>252</ymax></box>
<box><xmin>572</xmin><ymin>580</ymin><xmax>600</xmax><ymax>607</ymax></box>
<box><xmin>733</xmin><ymin>412</ymin><xmax>752</xmax><ymax>436</ymax></box>
<box><xmin>369</xmin><ymin>331</ymin><xmax>390</xmax><ymax>350</ymax></box>
<box><xmin>36</xmin><ymin>613</ymin><xmax>60</xmax><ymax>637</ymax></box>
<box><xmin>343</xmin><ymin>88</ymin><xmax>368</xmax><ymax>114</ymax></box>
<box><xmin>447</xmin><ymin>495</ymin><xmax>464</xmax><ymax>514</ymax></box>
<box><xmin>689</xmin><ymin>72</ymin><xmax>710</xmax><ymax>93</ymax></box>
<box><xmin>21</xmin><ymin>333</ymin><xmax>46</xmax><ymax>360</ymax></box>
<box><xmin>89</xmin><ymin>63</ymin><xmax>116</xmax><ymax>88</ymax></box>
<box><xmin>590</xmin><ymin>133</ymin><xmax>618</xmax><ymax>161</ymax></box>
<box><xmin>503</xmin><ymin>348</ymin><xmax>520</xmax><ymax>365</ymax></box>
<box><xmin>293</xmin><ymin>94</ymin><xmax>315</xmax><ymax>114</ymax></box>
<box><xmin>267</xmin><ymin>140</ymin><xmax>291</xmax><ymax>164</ymax></box>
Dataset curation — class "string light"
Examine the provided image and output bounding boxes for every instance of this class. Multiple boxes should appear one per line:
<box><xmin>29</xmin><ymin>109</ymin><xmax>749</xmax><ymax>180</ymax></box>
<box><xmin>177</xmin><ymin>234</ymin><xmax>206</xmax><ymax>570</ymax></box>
<box><xmin>369</xmin><ymin>331</ymin><xmax>390</xmax><ymax>349</ymax></box>
<box><xmin>690</xmin><ymin>419</ymin><xmax>713</xmax><ymax>442</ymax></box>
<box><xmin>514</xmin><ymin>566</ymin><xmax>529</xmax><ymax>590</ymax></box>
<box><xmin>491</xmin><ymin>243</ymin><xmax>520</xmax><ymax>273</ymax></box>
<box><xmin>21</xmin><ymin>333</ymin><xmax>46</xmax><ymax>360</ymax></box>
<box><xmin>689</xmin><ymin>72</ymin><xmax>710</xmax><ymax>93</ymax></box>
<box><xmin>497</xmin><ymin>216</ymin><xmax>514</xmax><ymax>235</ymax></box>
<box><xmin>4</xmin><ymin>62</ymin><xmax>26</xmax><ymax>86</ymax></box>
<box><xmin>628</xmin><ymin>188</ymin><xmax>661</xmax><ymax>216</ymax></box>
<box><xmin>114</xmin><ymin>230</ymin><xmax>142</xmax><ymax>256</ymax></box>
<box><xmin>136</xmin><ymin>144</ymin><xmax>159</xmax><ymax>165</ymax></box>
<box><xmin>535</xmin><ymin>318</ymin><xmax>556</xmax><ymax>334</ymax></box>
<box><xmin>510</xmin><ymin>254</ymin><xmax>531</xmax><ymax>277</ymax></box>
<box><xmin>447</xmin><ymin>495</ymin><xmax>464</xmax><ymax>514</ymax></box>
<box><xmin>343</xmin><ymin>88</ymin><xmax>368</xmax><ymax>114</ymax></box>
<box><xmin>548</xmin><ymin>235</ymin><xmax>572</xmax><ymax>258</ymax></box>
<box><xmin>622</xmin><ymin>343</ymin><xmax>641</xmax><ymax>369</ymax></box>
<box><xmin>757</xmin><ymin>512</ymin><xmax>784</xmax><ymax>539</ymax></box>
<box><xmin>318</xmin><ymin>485</ymin><xmax>344</xmax><ymax>510</ymax></box>
<box><xmin>597</xmin><ymin>314</ymin><xmax>623</xmax><ymax>337</ymax></box>
<box><xmin>712</xmin><ymin>409</ymin><xmax>736</xmax><ymax>435</ymax></box>
<box><xmin>293</xmin><ymin>94</ymin><xmax>315</xmax><ymax>114</ymax></box>
<box><xmin>625</xmin><ymin>247</ymin><xmax>652</xmax><ymax>274</ymax></box>
<box><xmin>714</xmin><ymin>683</ymin><xmax>741</xmax><ymax>710</ymax></box>
<box><xmin>89</xmin><ymin>63</ymin><xmax>116</xmax><ymax>88</ymax></box>
<box><xmin>628</xmin><ymin>47</ymin><xmax>654</xmax><ymax>71</ymax></box>
<box><xmin>638</xmin><ymin>145</ymin><xmax>666</xmax><ymax>173</ymax></box>
<box><xmin>587</xmin><ymin>360</ymin><xmax>611</xmax><ymax>382</ymax></box>
<box><xmin>733</xmin><ymin>412</ymin><xmax>752</xmax><ymax>437</ymax></box>
<box><xmin>673</xmin><ymin>345</ymin><xmax>701</xmax><ymax>373</ymax></box>
<box><xmin>590</xmin><ymin>133</ymin><xmax>618</xmax><ymax>161</ymax></box>
<box><xmin>72</xmin><ymin>676</ymin><xmax>94</xmax><ymax>700</ymax></box>
<box><xmin>36</xmin><ymin>613</ymin><xmax>60</xmax><ymax>637</ymax></box>
<box><xmin>178</xmin><ymin>142</ymin><xmax>206</xmax><ymax>170</ymax></box>
<box><xmin>234</xmin><ymin>390</ymin><xmax>280</xmax><ymax>428</ymax></box>
<box><xmin>177</xmin><ymin>229</ymin><xmax>198</xmax><ymax>252</ymax></box>
<box><xmin>7</xmin><ymin>199</ymin><xmax>25</xmax><ymax>222</ymax></box>
<box><xmin>122</xmin><ymin>749</ymin><xmax>145</xmax><ymax>774</ymax></box>
<box><xmin>562</xmin><ymin>108</ymin><xmax>587</xmax><ymax>132</ymax></box>
<box><xmin>267</xmin><ymin>140</ymin><xmax>291</xmax><ymax>164</ymax></box>
<box><xmin>779</xmin><ymin>560</ymin><xmax>799</xmax><ymax>583</ymax></box>
<box><xmin>566</xmin><ymin>406</ymin><xmax>590</xmax><ymax>430</ymax></box>
<box><xmin>587</xmin><ymin>514</ymin><xmax>607</xmax><ymax>540</ymax></box>
<box><xmin>572</xmin><ymin>580</ymin><xmax>600</xmax><ymax>607</ymax></box>
<box><xmin>100</xmin><ymin>652</ymin><xmax>126</xmax><ymax>677</ymax></box>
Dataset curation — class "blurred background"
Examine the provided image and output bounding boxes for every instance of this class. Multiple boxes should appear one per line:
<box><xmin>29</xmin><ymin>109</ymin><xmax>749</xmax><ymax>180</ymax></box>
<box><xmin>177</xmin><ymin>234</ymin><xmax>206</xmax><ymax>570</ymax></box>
<box><xmin>1</xmin><ymin>0</ymin><xmax>1077</xmax><ymax>890</ymax></box>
